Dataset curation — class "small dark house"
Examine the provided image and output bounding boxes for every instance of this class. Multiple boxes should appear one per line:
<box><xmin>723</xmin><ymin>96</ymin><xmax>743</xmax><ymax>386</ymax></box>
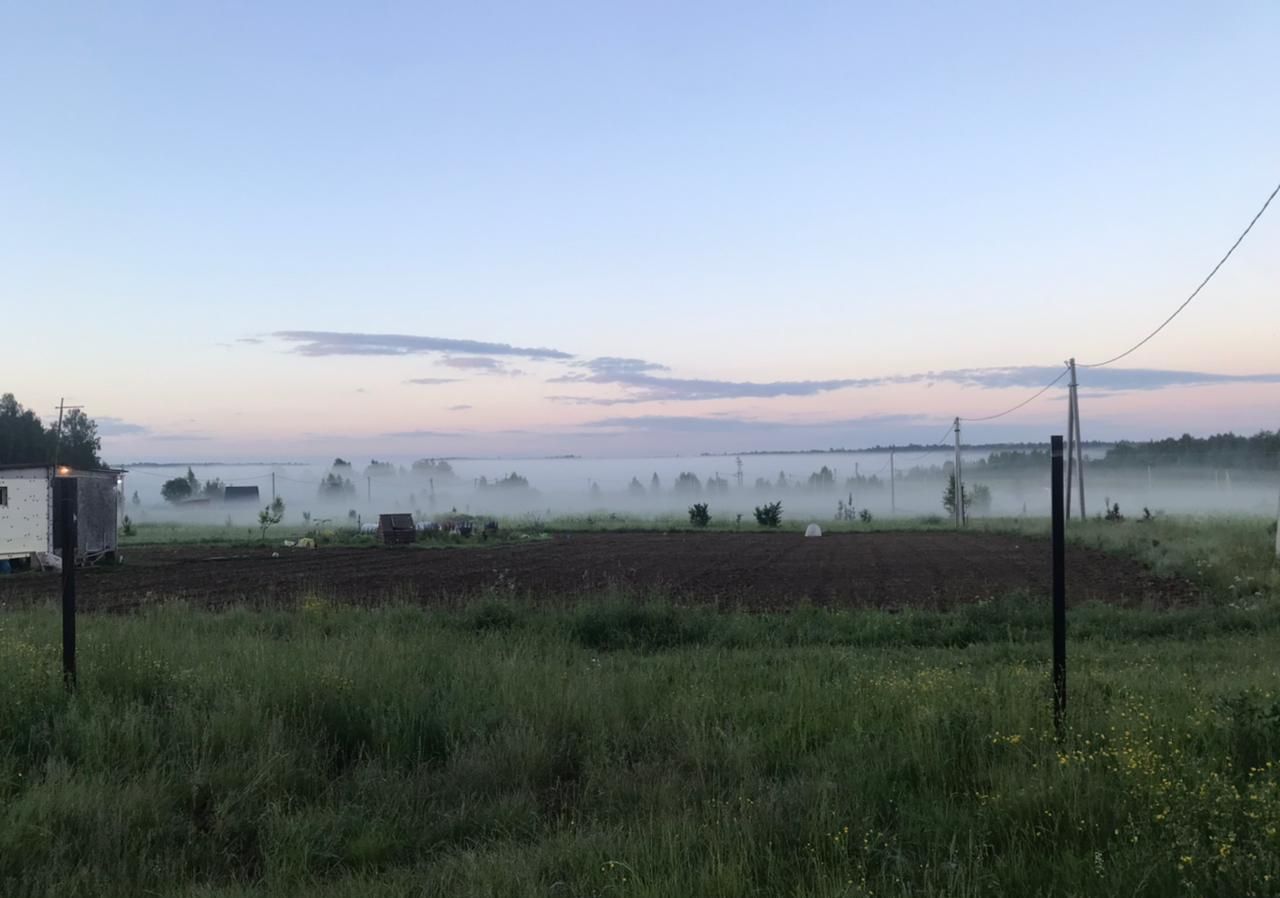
<box><xmin>376</xmin><ymin>513</ymin><xmax>416</xmax><ymax>545</ymax></box>
<box><xmin>224</xmin><ymin>485</ymin><xmax>260</xmax><ymax>503</ymax></box>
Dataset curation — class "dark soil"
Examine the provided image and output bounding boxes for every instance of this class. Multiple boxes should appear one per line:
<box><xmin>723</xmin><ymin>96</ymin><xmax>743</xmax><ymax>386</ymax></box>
<box><xmin>0</xmin><ymin>532</ymin><xmax>1197</xmax><ymax>611</ymax></box>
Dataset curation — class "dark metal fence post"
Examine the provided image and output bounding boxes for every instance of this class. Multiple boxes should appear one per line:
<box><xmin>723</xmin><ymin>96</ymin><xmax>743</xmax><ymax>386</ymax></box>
<box><xmin>1050</xmin><ymin>435</ymin><xmax>1066</xmax><ymax>735</ymax></box>
<box><xmin>59</xmin><ymin>476</ymin><xmax>78</xmax><ymax>691</ymax></box>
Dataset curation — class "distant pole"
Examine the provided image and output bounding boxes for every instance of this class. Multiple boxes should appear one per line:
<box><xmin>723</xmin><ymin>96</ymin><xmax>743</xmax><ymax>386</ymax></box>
<box><xmin>58</xmin><ymin>475</ymin><xmax>78</xmax><ymax>691</ymax></box>
<box><xmin>271</xmin><ymin>472</ymin><xmax>276</xmax><ymax>503</ymax></box>
<box><xmin>889</xmin><ymin>447</ymin><xmax>896</xmax><ymax>516</ymax></box>
<box><xmin>1065</xmin><ymin>362</ymin><xmax>1076</xmax><ymax>519</ymax></box>
<box><xmin>1071</xmin><ymin>359</ymin><xmax>1086</xmax><ymax>518</ymax></box>
<box><xmin>953</xmin><ymin>417</ymin><xmax>964</xmax><ymax>528</ymax></box>
<box><xmin>1051</xmin><ymin>434</ymin><xmax>1066</xmax><ymax>735</ymax></box>
<box><xmin>367</xmin><ymin>476</ymin><xmax>372</xmax><ymax>503</ymax></box>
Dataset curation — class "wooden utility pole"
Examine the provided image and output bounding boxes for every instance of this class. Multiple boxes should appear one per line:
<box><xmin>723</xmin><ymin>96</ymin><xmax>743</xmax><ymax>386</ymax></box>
<box><xmin>271</xmin><ymin>472</ymin><xmax>276</xmax><ymax>503</ymax></box>
<box><xmin>52</xmin><ymin>397</ymin><xmax>83</xmax><ymax>468</ymax></box>
<box><xmin>953</xmin><ymin>418</ymin><xmax>964</xmax><ymax>528</ymax></box>
<box><xmin>1070</xmin><ymin>359</ymin><xmax>1086</xmax><ymax>518</ymax></box>
<box><xmin>889</xmin><ymin>447</ymin><xmax>896</xmax><ymax>516</ymax></box>
<box><xmin>1064</xmin><ymin>366</ymin><xmax>1076</xmax><ymax>519</ymax></box>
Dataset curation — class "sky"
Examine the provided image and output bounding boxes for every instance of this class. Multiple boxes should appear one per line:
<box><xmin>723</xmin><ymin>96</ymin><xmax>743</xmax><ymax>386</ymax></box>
<box><xmin>2</xmin><ymin>1</ymin><xmax>1278</xmax><ymax>461</ymax></box>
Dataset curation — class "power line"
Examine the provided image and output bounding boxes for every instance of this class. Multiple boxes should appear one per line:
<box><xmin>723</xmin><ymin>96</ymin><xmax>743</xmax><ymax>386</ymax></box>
<box><xmin>900</xmin><ymin>422</ymin><xmax>960</xmax><ymax>463</ymax></box>
<box><xmin>1081</xmin><ymin>179</ymin><xmax>1280</xmax><ymax>369</ymax></box>
<box><xmin>960</xmin><ymin>366</ymin><xmax>1070</xmax><ymax>422</ymax></box>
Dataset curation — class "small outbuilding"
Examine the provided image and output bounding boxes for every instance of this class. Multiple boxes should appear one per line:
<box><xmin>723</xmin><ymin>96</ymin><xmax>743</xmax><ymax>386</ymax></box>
<box><xmin>376</xmin><ymin>513</ymin><xmax>416</xmax><ymax>545</ymax></box>
<box><xmin>0</xmin><ymin>464</ymin><xmax>125</xmax><ymax>566</ymax></box>
<box><xmin>223</xmin><ymin>485</ymin><xmax>260</xmax><ymax>503</ymax></box>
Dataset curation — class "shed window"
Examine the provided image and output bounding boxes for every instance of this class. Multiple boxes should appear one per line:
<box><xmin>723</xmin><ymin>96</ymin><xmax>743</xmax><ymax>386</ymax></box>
<box><xmin>0</xmin><ymin>486</ymin><xmax>7</xmax><ymax>507</ymax></box>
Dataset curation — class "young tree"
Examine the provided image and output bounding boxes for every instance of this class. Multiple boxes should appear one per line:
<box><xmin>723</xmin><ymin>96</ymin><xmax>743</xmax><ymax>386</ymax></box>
<box><xmin>942</xmin><ymin>474</ymin><xmax>970</xmax><ymax>521</ymax></box>
<box><xmin>688</xmin><ymin>503</ymin><xmax>711</xmax><ymax>527</ymax></box>
<box><xmin>258</xmin><ymin>497</ymin><xmax>285</xmax><ymax>540</ymax></box>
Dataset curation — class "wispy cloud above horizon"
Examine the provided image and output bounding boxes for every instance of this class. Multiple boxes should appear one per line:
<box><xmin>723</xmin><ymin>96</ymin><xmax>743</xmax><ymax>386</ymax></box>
<box><xmin>271</xmin><ymin>331</ymin><xmax>572</xmax><ymax>360</ymax></box>
<box><xmin>549</xmin><ymin>361</ymin><xmax>1280</xmax><ymax>404</ymax></box>
<box><xmin>580</xmin><ymin>413</ymin><xmax>929</xmax><ymax>433</ymax></box>
<box><xmin>380</xmin><ymin>429</ymin><xmax>463</xmax><ymax>439</ymax></box>
<box><xmin>442</xmin><ymin>356</ymin><xmax>524</xmax><ymax>376</ymax></box>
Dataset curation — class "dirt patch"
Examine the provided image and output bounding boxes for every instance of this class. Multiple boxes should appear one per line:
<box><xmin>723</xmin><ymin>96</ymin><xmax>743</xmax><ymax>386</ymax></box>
<box><xmin>0</xmin><ymin>531</ymin><xmax>1197</xmax><ymax>612</ymax></box>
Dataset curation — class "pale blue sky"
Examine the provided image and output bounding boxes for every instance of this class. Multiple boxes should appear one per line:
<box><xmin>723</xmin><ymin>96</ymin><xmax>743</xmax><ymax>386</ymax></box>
<box><xmin>2</xmin><ymin>2</ymin><xmax>1277</xmax><ymax>459</ymax></box>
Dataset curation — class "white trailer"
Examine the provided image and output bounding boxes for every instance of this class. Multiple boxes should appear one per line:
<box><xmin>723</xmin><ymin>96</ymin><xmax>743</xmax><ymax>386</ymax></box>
<box><xmin>0</xmin><ymin>465</ymin><xmax>124</xmax><ymax>565</ymax></box>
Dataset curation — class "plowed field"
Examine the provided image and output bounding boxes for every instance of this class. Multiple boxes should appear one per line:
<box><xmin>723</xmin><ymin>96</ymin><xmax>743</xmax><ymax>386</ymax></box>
<box><xmin>0</xmin><ymin>531</ymin><xmax>1196</xmax><ymax>611</ymax></box>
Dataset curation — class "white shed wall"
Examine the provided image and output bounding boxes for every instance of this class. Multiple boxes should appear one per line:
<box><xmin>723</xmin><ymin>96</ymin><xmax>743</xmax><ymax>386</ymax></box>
<box><xmin>0</xmin><ymin>468</ymin><xmax>52</xmax><ymax>560</ymax></box>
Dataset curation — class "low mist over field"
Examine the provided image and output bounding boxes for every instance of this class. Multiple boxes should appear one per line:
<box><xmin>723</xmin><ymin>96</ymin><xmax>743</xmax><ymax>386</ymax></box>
<box><xmin>122</xmin><ymin>434</ymin><xmax>1280</xmax><ymax>529</ymax></box>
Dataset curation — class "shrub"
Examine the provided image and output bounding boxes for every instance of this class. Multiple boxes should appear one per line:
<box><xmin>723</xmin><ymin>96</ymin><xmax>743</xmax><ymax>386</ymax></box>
<box><xmin>859</xmin><ymin>509</ymin><xmax>873</xmax><ymax>523</ymax></box>
<box><xmin>688</xmin><ymin>503</ymin><xmax>711</xmax><ymax>527</ymax></box>
<box><xmin>754</xmin><ymin>501</ymin><xmax>782</xmax><ymax>527</ymax></box>
<box><xmin>160</xmin><ymin>477</ymin><xmax>193</xmax><ymax>503</ymax></box>
<box><xmin>121</xmin><ymin>515</ymin><xmax>135</xmax><ymax>537</ymax></box>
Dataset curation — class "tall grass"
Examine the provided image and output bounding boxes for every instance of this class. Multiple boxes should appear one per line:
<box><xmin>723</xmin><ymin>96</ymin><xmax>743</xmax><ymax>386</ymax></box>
<box><xmin>3</xmin><ymin>596</ymin><xmax>1280</xmax><ymax>896</ymax></box>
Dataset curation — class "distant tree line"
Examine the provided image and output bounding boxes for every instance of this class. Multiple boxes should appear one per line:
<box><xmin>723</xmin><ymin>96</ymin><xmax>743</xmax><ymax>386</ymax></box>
<box><xmin>0</xmin><ymin>393</ymin><xmax>103</xmax><ymax>469</ymax></box>
<box><xmin>1094</xmin><ymin>431</ymin><xmax>1279</xmax><ymax>470</ymax></box>
<box><xmin>970</xmin><ymin>432</ymin><xmax>1279</xmax><ymax>473</ymax></box>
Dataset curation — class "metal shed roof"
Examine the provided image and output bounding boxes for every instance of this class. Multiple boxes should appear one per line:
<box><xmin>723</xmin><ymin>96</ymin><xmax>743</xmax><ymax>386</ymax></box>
<box><xmin>0</xmin><ymin>464</ymin><xmax>127</xmax><ymax>475</ymax></box>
